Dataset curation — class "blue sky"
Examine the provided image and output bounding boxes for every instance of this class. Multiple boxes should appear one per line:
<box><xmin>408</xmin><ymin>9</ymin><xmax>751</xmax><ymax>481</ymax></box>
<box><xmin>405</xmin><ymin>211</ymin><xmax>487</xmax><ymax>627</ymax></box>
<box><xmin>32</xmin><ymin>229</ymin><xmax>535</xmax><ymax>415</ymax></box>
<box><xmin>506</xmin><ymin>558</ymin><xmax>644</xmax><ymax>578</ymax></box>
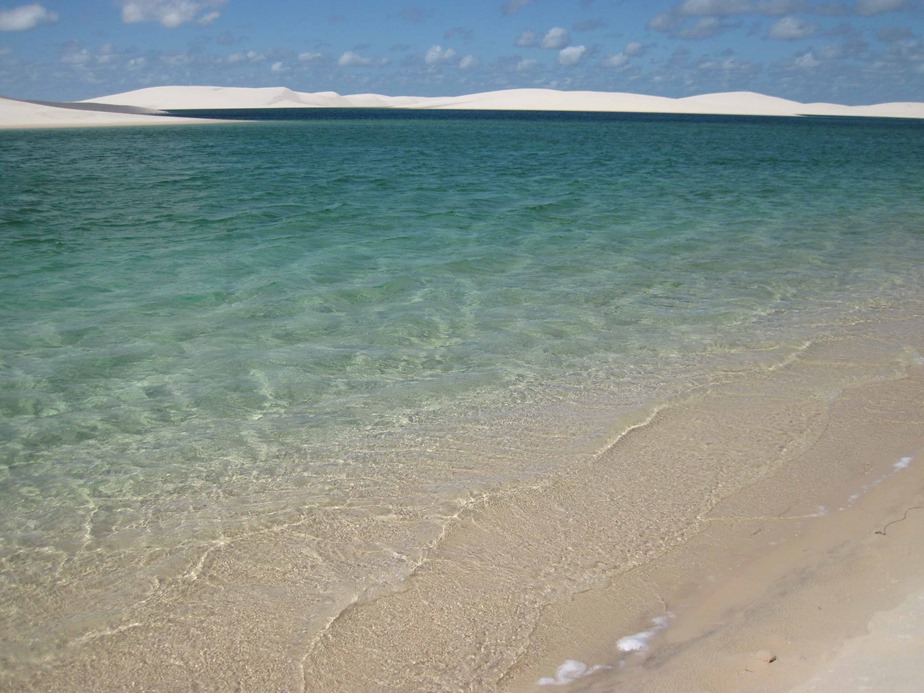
<box><xmin>1</xmin><ymin>0</ymin><xmax>922</xmax><ymax>103</ymax></box>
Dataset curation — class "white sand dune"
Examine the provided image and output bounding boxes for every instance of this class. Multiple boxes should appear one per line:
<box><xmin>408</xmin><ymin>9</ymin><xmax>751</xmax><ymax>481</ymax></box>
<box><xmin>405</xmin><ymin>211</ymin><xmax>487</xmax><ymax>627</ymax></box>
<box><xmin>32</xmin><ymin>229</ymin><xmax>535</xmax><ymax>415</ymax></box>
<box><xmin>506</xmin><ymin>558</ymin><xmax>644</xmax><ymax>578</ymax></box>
<box><xmin>83</xmin><ymin>85</ymin><xmax>924</xmax><ymax>119</ymax></box>
<box><xmin>0</xmin><ymin>95</ymin><xmax>224</xmax><ymax>129</ymax></box>
<box><xmin>3</xmin><ymin>86</ymin><xmax>922</xmax><ymax>129</ymax></box>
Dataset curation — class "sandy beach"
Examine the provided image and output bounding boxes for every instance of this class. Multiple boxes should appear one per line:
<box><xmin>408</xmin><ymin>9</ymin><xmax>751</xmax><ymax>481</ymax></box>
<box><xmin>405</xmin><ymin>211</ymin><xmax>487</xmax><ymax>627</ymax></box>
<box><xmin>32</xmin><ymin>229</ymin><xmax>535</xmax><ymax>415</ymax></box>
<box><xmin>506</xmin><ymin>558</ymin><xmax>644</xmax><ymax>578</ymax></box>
<box><xmin>2</xmin><ymin>86</ymin><xmax>924</xmax><ymax>129</ymax></box>
<box><xmin>507</xmin><ymin>316</ymin><xmax>924</xmax><ymax>692</ymax></box>
<box><xmin>2</xmin><ymin>88</ymin><xmax>922</xmax><ymax>692</ymax></box>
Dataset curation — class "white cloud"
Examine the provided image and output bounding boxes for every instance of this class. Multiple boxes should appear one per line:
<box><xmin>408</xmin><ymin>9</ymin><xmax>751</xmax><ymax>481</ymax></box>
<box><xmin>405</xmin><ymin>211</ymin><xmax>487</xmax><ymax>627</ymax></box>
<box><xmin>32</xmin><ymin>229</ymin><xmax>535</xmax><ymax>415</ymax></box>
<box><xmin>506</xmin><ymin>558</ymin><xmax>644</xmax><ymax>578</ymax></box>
<box><xmin>459</xmin><ymin>54</ymin><xmax>478</xmax><ymax>70</ymax></box>
<box><xmin>0</xmin><ymin>3</ymin><xmax>58</xmax><ymax>31</ymax></box>
<box><xmin>604</xmin><ymin>53</ymin><xmax>630</xmax><ymax>69</ymax></box>
<box><xmin>857</xmin><ymin>0</ymin><xmax>906</xmax><ymax>15</ymax></box>
<box><xmin>516</xmin><ymin>30</ymin><xmax>537</xmax><ymax>47</ymax></box>
<box><xmin>118</xmin><ymin>0</ymin><xmax>226</xmax><ymax>29</ymax></box>
<box><xmin>558</xmin><ymin>45</ymin><xmax>586</xmax><ymax>66</ymax></box>
<box><xmin>96</xmin><ymin>44</ymin><xmax>116</xmax><ymax>64</ymax></box>
<box><xmin>62</xmin><ymin>48</ymin><xmax>91</xmax><ymax>65</ymax></box>
<box><xmin>298</xmin><ymin>51</ymin><xmax>323</xmax><ymax>63</ymax></box>
<box><xmin>625</xmin><ymin>42</ymin><xmax>646</xmax><ymax>56</ymax></box>
<box><xmin>271</xmin><ymin>61</ymin><xmax>286</xmax><ymax>73</ymax></box>
<box><xmin>648</xmin><ymin>11</ymin><xmax>682</xmax><ymax>33</ymax></box>
<box><xmin>795</xmin><ymin>50</ymin><xmax>821</xmax><ymax>67</ymax></box>
<box><xmin>768</xmin><ymin>15</ymin><xmax>816</xmax><ymax>39</ymax></box>
<box><xmin>542</xmin><ymin>27</ymin><xmax>570</xmax><ymax>50</ymax></box>
<box><xmin>338</xmin><ymin>50</ymin><xmax>373</xmax><ymax>67</ymax></box>
<box><xmin>161</xmin><ymin>52</ymin><xmax>191</xmax><ymax>66</ymax></box>
<box><xmin>425</xmin><ymin>44</ymin><xmax>456</xmax><ymax>65</ymax></box>
<box><xmin>227</xmin><ymin>50</ymin><xmax>264</xmax><ymax>64</ymax></box>
<box><xmin>516</xmin><ymin>57</ymin><xmax>538</xmax><ymax>71</ymax></box>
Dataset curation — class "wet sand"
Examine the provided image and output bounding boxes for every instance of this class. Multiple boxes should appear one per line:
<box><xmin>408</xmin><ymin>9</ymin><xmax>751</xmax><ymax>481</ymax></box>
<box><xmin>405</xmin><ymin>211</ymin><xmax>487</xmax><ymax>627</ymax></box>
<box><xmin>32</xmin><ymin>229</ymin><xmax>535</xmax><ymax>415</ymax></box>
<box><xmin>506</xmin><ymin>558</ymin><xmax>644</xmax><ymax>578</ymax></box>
<box><xmin>509</xmin><ymin>315</ymin><xmax>924</xmax><ymax>691</ymax></box>
<box><xmin>2</xmin><ymin>286</ymin><xmax>921</xmax><ymax>690</ymax></box>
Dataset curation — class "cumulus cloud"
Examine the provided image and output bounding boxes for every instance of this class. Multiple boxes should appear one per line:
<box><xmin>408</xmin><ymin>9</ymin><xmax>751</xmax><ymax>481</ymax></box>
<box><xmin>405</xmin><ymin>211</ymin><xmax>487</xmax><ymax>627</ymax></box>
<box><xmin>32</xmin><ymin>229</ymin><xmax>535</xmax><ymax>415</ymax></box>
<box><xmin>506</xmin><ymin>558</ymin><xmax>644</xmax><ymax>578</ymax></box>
<box><xmin>516</xmin><ymin>57</ymin><xmax>538</xmax><ymax>71</ymax></box>
<box><xmin>542</xmin><ymin>27</ymin><xmax>571</xmax><ymax>49</ymax></box>
<box><xmin>227</xmin><ymin>50</ymin><xmax>264</xmax><ymax>64</ymax></box>
<box><xmin>338</xmin><ymin>50</ymin><xmax>373</xmax><ymax>67</ymax></box>
<box><xmin>768</xmin><ymin>15</ymin><xmax>817</xmax><ymax>39</ymax></box>
<box><xmin>459</xmin><ymin>54</ymin><xmax>478</xmax><ymax>69</ymax></box>
<box><xmin>795</xmin><ymin>50</ymin><xmax>821</xmax><ymax>67</ymax></box>
<box><xmin>119</xmin><ymin>0</ymin><xmax>226</xmax><ymax>28</ymax></box>
<box><xmin>270</xmin><ymin>61</ymin><xmax>286</xmax><ymax>73</ymax></box>
<box><xmin>0</xmin><ymin>3</ymin><xmax>58</xmax><ymax>31</ymax></box>
<box><xmin>424</xmin><ymin>44</ymin><xmax>456</xmax><ymax>65</ymax></box>
<box><xmin>604</xmin><ymin>53</ymin><xmax>630</xmax><ymax>69</ymax></box>
<box><xmin>62</xmin><ymin>48</ymin><xmax>91</xmax><ymax>65</ymax></box>
<box><xmin>624</xmin><ymin>41</ymin><xmax>646</xmax><ymax>56</ymax></box>
<box><xmin>648</xmin><ymin>11</ymin><xmax>683</xmax><ymax>33</ymax></box>
<box><xmin>516</xmin><ymin>30</ymin><xmax>537</xmax><ymax>47</ymax></box>
<box><xmin>298</xmin><ymin>51</ymin><xmax>323</xmax><ymax>63</ymax></box>
<box><xmin>558</xmin><ymin>45</ymin><xmax>586</xmax><ymax>65</ymax></box>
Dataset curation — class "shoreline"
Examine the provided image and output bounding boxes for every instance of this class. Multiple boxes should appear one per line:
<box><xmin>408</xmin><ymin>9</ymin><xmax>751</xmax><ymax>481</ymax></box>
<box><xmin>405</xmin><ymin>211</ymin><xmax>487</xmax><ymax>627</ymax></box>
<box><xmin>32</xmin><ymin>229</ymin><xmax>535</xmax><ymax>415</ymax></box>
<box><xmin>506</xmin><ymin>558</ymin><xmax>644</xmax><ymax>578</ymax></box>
<box><xmin>6</xmin><ymin>303</ymin><xmax>921</xmax><ymax>690</ymax></box>
<box><xmin>507</xmin><ymin>325</ymin><xmax>924</xmax><ymax>691</ymax></box>
<box><xmin>2</xmin><ymin>111</ymin><xmax>922</xmax><ymax>690</ymax></box>
<box><xmin>277</xmin><ymin>307</ymin><xmax>924</xmax><ymax>691</ymax></box>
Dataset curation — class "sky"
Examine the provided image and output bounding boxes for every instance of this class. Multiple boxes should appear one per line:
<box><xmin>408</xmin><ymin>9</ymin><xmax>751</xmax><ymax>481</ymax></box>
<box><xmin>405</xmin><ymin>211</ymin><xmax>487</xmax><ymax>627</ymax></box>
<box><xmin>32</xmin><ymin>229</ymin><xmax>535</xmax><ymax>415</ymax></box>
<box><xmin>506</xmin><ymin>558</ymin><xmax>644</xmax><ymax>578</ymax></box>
<box><xmin>0</xmin><ymin>0</ymin><xmax>922</xmax><ymax>104</ymax></box>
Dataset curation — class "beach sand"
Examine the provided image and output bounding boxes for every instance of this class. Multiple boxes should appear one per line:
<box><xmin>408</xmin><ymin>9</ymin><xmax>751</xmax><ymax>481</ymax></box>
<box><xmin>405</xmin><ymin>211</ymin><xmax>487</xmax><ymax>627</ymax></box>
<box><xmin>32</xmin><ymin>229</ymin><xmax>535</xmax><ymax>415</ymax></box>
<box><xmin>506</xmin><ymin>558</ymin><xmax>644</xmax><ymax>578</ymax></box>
<box><xmin>507</xmin><ymin>319</ymin><xmax>924</xmax><ymax>692</ymax></box>
<box><xmin>4</xmin><ymin>306</ymin><xmax>920</xmax><ymax>693</ymax></box>
<box><xmin>2</xmin><ymin>88</ymin><xmax>922</xmax><ymax>690</ymax></box>
<box><xmin>206</xmin><ymin>313</ymin><xmax>920</xmax><ymax>692</ymax></box>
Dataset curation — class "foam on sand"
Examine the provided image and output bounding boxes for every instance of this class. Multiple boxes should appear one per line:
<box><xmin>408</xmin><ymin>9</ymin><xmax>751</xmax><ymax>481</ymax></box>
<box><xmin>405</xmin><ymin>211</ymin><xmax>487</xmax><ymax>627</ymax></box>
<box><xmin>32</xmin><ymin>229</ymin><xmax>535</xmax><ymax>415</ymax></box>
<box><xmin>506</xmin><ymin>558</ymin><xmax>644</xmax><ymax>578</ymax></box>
<box><xmin>616</xmin><ymin>615</ymin><xmax>672</xmax><ymax>653</ymax></box>
<box><xmin>537</xmin><ymin>659</ymin><xmax>609</xmax><ymax>686</ymax></box>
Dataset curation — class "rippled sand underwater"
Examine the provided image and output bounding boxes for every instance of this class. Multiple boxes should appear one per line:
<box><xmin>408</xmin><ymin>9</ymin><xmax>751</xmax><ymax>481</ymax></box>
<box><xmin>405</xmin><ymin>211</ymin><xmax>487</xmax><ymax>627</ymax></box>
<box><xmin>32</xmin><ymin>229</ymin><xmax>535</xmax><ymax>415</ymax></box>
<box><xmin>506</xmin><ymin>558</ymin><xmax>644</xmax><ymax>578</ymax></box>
<box><xmin>1</xmin><ymin>113</ymin><xmax>923</xmax><ymax>689</ymax></box>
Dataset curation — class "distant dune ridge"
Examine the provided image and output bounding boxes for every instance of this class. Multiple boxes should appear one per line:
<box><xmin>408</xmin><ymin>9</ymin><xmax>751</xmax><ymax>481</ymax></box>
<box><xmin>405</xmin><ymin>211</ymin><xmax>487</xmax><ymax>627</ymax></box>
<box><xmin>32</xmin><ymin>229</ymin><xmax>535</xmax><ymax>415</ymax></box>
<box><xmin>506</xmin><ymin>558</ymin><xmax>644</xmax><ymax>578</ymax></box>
<box><xmin>1</xmin><ymin>85</ymin><xmax>923</xmax><ymax>128</ymax></box>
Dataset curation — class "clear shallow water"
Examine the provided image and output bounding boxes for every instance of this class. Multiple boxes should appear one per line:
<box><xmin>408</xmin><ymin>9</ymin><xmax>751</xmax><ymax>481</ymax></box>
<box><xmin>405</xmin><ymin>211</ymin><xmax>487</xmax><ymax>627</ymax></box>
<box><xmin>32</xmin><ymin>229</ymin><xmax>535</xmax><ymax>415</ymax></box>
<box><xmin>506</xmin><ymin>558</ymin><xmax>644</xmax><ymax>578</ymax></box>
<box><xmin>1</xmin><ymin>114</ymin><xmax>923</xmax><ymax>686</ymax></box>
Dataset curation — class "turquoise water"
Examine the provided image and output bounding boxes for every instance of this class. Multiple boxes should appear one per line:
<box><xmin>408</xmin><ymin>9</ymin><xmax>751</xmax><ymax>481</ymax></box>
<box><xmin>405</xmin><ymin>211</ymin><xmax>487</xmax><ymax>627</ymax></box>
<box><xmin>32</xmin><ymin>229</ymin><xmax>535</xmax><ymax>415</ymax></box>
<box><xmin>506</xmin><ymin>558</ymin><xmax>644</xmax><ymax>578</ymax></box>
<box><xmin>1</xmin><ymin>115</ymin><xmax>923</xmax><ymax>686</ymax></box>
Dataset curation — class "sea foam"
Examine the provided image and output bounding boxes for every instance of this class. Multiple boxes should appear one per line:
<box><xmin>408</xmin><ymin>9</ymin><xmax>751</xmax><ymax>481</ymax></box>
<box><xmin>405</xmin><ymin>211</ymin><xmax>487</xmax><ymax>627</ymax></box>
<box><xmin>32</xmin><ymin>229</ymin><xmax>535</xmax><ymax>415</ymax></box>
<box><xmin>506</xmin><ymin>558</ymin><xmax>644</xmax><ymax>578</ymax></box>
<box><xmin>537</xmin><ymin>659</ymin><xmax>609</xmax><ymax>686</ymax></box>
<box><xmin>616</xmin><ymin>615</ymin><xmax>671</xmax><ymax>653</ymax></box>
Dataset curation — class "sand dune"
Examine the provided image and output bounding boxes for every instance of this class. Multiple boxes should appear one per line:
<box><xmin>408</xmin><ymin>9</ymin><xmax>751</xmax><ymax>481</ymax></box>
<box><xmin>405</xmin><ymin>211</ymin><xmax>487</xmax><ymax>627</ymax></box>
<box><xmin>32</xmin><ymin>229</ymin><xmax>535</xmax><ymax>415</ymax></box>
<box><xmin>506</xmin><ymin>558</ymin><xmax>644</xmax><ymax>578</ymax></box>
<box><xmin>84</xmin><ymin>85</ymin><xmax>924</xmax><ymax>118</ymax></box>
<box><xmin>0</xmin><ymin>95</ymin><xmax>221</xmax><ymax>129</ymax></box>
<box><xmin>2</xmin><ymin>86</ymin><xmax>922</xmax><ymax>128</ymax></box>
